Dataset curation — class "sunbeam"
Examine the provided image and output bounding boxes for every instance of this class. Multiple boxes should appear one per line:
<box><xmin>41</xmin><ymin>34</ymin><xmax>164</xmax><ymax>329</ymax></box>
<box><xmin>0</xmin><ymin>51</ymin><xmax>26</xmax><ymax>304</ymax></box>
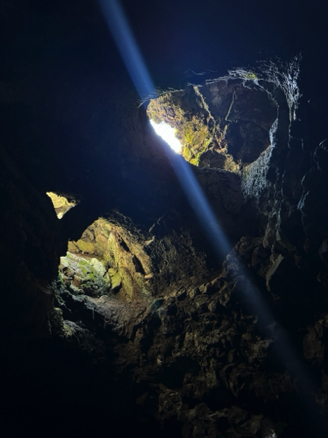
<box><xmin>98</xmin><ymin>1</ymin><xmax>326</xmax><ymax>433</ymax></box>
<box><xmin>98</xmin><ymin>0</ymin><xmax>154</xmax><ymax>98</ymax></box>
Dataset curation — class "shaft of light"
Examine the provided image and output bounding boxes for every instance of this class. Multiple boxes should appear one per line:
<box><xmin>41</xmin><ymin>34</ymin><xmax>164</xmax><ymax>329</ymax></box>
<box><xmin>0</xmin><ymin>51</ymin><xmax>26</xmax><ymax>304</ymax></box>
<box><xmin>98</xmin><ymin>1</ymin><xmax>326</xmax><ymax>432</ymax></box>
<box><xmin>98</xmin><ymin>0</ymin><xmax>154</xmax><ymax>99</ymax></box>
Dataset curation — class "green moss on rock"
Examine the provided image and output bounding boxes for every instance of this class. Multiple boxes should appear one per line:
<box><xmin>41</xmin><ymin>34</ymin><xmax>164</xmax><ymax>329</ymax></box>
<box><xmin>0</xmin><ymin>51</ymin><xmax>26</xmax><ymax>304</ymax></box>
<box><xmin>59</xmin><ymin>252</ymin><xmax>111</xmax><ymax>298</ymax></box>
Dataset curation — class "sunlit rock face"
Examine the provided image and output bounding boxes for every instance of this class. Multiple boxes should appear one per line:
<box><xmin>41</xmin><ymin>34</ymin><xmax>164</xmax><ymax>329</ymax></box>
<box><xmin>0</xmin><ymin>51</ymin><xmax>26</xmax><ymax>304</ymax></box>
<box><xmin>46</xmin><ymin>192</ymin><xmax>77</xmax><ymax>219</ymax></box>
<box><xmin>147</xmin><ymin>79</ymin><xmax>277</xmax><ymax>170</ymax></box>
<box><xmin>66</xmin><ymin>218</ymin><xmax>154</xmax><ymax>301</ymax></box>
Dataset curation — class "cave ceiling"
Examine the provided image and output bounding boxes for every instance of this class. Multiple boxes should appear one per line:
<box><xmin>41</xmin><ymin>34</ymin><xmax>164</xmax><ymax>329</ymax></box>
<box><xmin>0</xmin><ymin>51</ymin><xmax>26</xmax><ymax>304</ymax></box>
<box><xmin>1</xmin><ymin>1</ymin><xmax>328</xmax><ymax>437</ymax></box>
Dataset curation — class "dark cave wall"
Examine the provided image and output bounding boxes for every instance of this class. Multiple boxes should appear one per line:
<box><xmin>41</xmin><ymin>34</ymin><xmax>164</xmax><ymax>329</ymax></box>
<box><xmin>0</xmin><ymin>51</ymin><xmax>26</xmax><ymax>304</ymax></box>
<box><xmin>2</xmin><ymin>78</ymin><xmax>328</xmax><ymax>438</ymax></box>
<box><xmin>0</xmin><ymin>147</ymin><xmax>66</xmax><ymax>347</ymax></box>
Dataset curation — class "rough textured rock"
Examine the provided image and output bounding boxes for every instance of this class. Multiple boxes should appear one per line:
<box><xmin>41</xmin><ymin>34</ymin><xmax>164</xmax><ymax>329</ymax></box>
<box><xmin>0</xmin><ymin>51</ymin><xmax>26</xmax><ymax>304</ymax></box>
<box><xmin>147</xmin><ymin>78</ymin><xmax>277</xmax><ymax>170</ymax></box>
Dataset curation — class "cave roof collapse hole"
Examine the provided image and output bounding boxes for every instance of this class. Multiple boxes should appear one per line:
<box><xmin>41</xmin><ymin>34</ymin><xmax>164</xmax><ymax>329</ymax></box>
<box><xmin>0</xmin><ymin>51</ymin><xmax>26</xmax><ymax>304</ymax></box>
<box><xmin>149</xmin><ymin>119</ymin><xmax>182</xmax><ymax>153</ymax></box>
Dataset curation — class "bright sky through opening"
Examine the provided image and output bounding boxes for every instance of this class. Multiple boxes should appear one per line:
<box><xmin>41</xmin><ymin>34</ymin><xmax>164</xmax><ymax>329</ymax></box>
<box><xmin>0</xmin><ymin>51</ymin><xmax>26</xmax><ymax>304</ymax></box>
<box><xmin>150</xmin><ymin>120</ymin><xmax>182</xmax><ymax>153</ymax></box>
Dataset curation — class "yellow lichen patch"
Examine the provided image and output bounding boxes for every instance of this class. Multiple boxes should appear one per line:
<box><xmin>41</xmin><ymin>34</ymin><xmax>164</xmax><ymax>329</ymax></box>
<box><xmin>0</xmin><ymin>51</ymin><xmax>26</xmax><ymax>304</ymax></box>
<box><xmin>74</xmin><ymin>239</ymin><xmax>96</xmax><ymax>254</ymax></box>
<box><xmin>105</xmin><ymin>226</ymin><xmax>153</xmax><ymax>301</ymax></box>
<box><xmin>179</xmin><ymin>116</ymin><xmax>212</xmax><ymax>165</ymax></box>
<box><xmin>240</xmin><ymin>71</ymin><xmax>258</xmax><ymax>80</ymax></box>
<box><xmin>62</xmin><ymin>322</ymin><xmax>74</xmax><ymax>338</ymax></box>
<box><xmin>147</xmin><ymin>92</ymin><xmax>187</xmax><ymax>127</ymax></box>
<box><xmin>109</xmin><ymin>270</ymin><xmax>122</xmax><ymax>292</ymax></box>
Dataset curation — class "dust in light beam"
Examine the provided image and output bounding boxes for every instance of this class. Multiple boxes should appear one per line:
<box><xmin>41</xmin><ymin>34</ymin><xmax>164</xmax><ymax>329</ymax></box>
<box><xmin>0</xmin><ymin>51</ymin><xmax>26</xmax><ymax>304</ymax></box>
<box><xmin>150</xmin><ymin>120</ymin><xmax>182</xmax><ymax>153</ymax></box>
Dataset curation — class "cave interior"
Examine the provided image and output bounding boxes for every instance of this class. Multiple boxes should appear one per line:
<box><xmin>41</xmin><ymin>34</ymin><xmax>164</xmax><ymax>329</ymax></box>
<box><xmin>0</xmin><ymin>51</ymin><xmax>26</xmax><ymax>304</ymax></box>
<box><xmin>1</xmin><ymin>1</ymin><xmax>328</xmax><ymax>437</ymax></box>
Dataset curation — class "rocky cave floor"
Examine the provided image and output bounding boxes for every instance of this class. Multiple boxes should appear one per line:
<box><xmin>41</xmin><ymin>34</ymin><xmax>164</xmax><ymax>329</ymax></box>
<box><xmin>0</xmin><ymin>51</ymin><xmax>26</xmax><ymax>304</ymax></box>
<box><xmin>3</xmin><ymin>227</ymin><xmax>328</xmax><ymax>438</ymax></box>
<box><xmin>2</xmin><ymin>65</ymin><xmax>328</xmax><ymax>437</ymax></box>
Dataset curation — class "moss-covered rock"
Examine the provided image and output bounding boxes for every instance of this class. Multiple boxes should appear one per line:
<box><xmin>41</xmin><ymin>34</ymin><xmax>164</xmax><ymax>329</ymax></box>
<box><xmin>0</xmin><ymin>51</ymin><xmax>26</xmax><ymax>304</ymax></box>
<box><xmin>68</xmin><ymin>217</ymin><xmax>155</xmax><ymax>301</ymax></box>
<box><xmin>59</xmin><ymin>252</ymin><xmax>110</xmax><ymax>298</ymax></box>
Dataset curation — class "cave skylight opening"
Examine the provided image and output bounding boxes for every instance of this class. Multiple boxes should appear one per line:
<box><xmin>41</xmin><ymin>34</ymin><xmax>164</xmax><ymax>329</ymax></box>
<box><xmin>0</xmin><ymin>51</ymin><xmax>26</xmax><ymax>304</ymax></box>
<box><xmin>150</xmin><ymin>120</ymin><xmax>182</xmax><ymax>154</ymax></box>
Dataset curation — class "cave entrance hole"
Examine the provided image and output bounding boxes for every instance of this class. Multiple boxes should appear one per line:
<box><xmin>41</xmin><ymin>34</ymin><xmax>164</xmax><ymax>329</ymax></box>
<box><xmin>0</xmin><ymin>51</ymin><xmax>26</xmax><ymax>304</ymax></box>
<box><xmin>146</xmin><ymin>80</ymin><xmax>278</xmax><ymax>170</ymax></box>
<box><xmin>149</xmin><ymin>119</ymin><xmax>182</xmax><ymax>153</ymax></box>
